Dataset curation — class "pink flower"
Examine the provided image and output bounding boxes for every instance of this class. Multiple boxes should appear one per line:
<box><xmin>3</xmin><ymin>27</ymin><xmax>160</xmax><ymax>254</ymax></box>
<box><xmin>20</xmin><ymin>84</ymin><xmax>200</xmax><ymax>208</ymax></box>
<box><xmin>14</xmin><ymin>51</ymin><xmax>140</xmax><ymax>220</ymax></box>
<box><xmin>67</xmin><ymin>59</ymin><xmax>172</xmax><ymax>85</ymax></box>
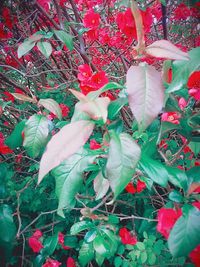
<box><xmin>28</xmin><ymin>237</ymin><xmax>43</xmax><ymax>253</ymax></box>
<box><xmin>42</xmin><ymin>258</ymin><xmax>61</xmax><ymax>267</ymax></box>
<box><xmin>58</xmin><ymin>232</ymin><xmax>70</xmax><ymax>250</ymax></box>
<box><xmin>83</xmin><ymin>10</ymin><xmax>100</xmax><ymax>29</ymax></box>
<box><xmin>33</xmin><ymin>230</ymin><xmax>43</xmax><ymax>239</ymax></box>
<box><xmin>189</xmin><ymin>245</ymin><xmax>200</xmax><ymax>267</ymax></box>
<box><xmin>90</xmin><ymin>139</ymin><xmax>101</xmax><ymax>150</ymax></box>
<box><xmin>59</xmin><ymin>104</ymin><xmax>70</xmax><ymax>117</ymax></box>
<box><xmin>187</xmin><ymin>71</ymin><xmax>200</xmax><ymax>101</ymax></box>
<box><xmin>119</xmin><ymin>228</ymin><xmax>137</xmax><ymax>245</ymax></box>
<box><xmin>78</xmin><ymin>64</ymin><xmax>93</xmax><ymax>81</ymax></box>
<box><xmin>178</xmin><ymin>97</ymin><xmax>187</xmax><ymax>110</ymax></box>
<box><xmin>157</xmin><ymin>208</ymin><xmax>182</xmax><ymax>239</ymax></box>
<box><xmin>66</xmin><ymin>257</ymin><xmax>76</xmax><ymax>267</ymax></box>
<box><xmin>161</xmin><ymin>112</ymin><xmax>181</xmax><ymax>124</ymax></box>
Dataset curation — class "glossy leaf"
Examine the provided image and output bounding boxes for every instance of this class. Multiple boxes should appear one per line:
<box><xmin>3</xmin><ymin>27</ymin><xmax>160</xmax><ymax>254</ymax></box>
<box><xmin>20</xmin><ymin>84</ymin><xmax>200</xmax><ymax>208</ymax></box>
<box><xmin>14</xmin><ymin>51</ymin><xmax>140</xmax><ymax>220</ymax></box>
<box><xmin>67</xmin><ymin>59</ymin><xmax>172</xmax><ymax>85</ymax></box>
<box><xmin>78</xmin><ymin>241</ymin><xmax>94</xmax><ymax>267</ymax></box>
<box><xmin>166</xmin><ymin>47</ymin><xmax>200</xmax><ymax>93</ymax></box>
<box><xmin>87</xmin><ymin>82</ymin><xmax>124</xmax><ymax>100</ymax></box>
<box><xmin>127</xmin><ymin>64</ymin><xmax>164</xmax><ymax>131</ymax></box>
<box><xmin>139</xmin><ymin>155</ymin><xmax>168</xmax><ymax>187</ymax></box>
<box><xmin>93</xmin><ymin>235</ymin><xmax>109</xmax><ymax>257</ymax></box>
<box><xmin>93</xmin><ymin>172</ymin><xmax>109</xmax><ymax>200</ymax></box>
<box><xmin>168</xmin><ymin>207</ymin><xmax>200</xmax><ymax>257</ymax></box>
<box><xmin>17</xmin><ymin>40</ymin><xmax>35</xmax><ymax>58</ymax></box>
<box><xmin>106</xmin><ymin>132</ymin><xmax>141</xmax><ymax>198</ymax></box>
<box><xmin>166</xmin><ymin>167</ymin><xmax>188</xmax><ymax>192</ymax></box>
<box><xmin>39</xmin><ymin>98</ymin><xmax>62</xmax><ymax>120</ymax></box>
<box><xmin>70</xmin><ymin>221</ymin><xmax>94</xmax><ymax>235</ymax></box>
<box><xmin>41</xmin><ymin>234</ymin><xmax>58</xmax><ymax>256</ymax></box>
<box><xmin>0</xmin><ymin>205</ymin><xmax>16</xmax><ymax>244</ymax></box>
<box><xmin>146</xmin><ymin>40</ymin><xmax>190</xmax><ymax>60</ymax></box>
<box><xmin>23</xmin><ymin>115</ymin><xmax>49</xmax><ymax>158</ymax></box>
<box><xmin>108</xmin><ymin>98</ymin><xmax>128</xmax><ymax>120</ymax></box>
<box><xmin>37</xmin><ymin>41</ymin><xmax>52</xmax><ymax>58</ymax></box>
<box><xmin>51</xmin><ymin>148</ymin><xmax>96</xmax><ymax>217</ymax></box>
<box><xmin>38</xmin><ymin>120</ymin><xmax>94</xmax><ymax>183</ymax></box>
<box><xmin>54</xmin><ymin>30</ymin><xmax>74</xmax><ymax>51</ymax></box>
<box><xmin>5</xmin><ymin>120</ymin><xmax>26</xmax><ymax>149</ymax></box>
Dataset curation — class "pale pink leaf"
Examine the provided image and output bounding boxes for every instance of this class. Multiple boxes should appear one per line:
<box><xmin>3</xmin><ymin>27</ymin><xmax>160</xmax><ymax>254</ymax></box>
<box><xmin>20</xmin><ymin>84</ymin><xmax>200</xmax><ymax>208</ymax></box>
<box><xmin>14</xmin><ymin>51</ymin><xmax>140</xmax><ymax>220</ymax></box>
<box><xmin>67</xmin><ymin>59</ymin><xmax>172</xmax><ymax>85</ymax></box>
<box><xmin>69</xmin><ymin>89</ymin><xmax>88</xmax><ymax>102</ymax></box>
<box><xmin>11</xmin><ymin>93</ymin><xmax>37</xmax><ymax>103</ymax></box>
<box><xmin>38</xmin><ymin>120</ymin><xmax>94</xmax><ymax>183</ymax></box>
<box><xmin>93</xmin><ymin>172</ymin><xmax>110</xmax><ymax>200</ymax></box>
<box><xmin>77</xmin><ymin>97</ymin><xmax>110</xmax><ymax>123</ymax></box>
<box><xmin>127</xmin><ymin>64</ymin><xmax>164</xmax><ymax>131</ymax></box>
<box><xmin>146</xmin><ymin>40</ymin><xmax>190</xmax><ymax>60</ymax></box>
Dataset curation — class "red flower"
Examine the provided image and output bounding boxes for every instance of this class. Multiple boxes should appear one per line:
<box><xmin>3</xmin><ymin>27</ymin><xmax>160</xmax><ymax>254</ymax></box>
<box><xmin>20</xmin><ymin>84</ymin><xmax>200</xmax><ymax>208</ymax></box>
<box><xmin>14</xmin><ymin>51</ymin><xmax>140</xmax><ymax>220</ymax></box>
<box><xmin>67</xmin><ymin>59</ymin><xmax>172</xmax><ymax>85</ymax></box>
<box><xmin>37</xmin><ymin>0</ymin><xmax>51</xmax><ymax>12</ymax></box>
<box><xmin>3</xmin><ymin>91</ymin><xmax>15</xmax><ymax>102</ymax></box>
<box><xmin>192</xmin><ymin>202</ymin><xmax>200</xmax><ymax>210</ymax></box>
<box><xmin>174</xmin><ymin>3</ymin><xmax>191</xmax><ymax>20</ymax></box>
<box><xmin>33</xmin><ymin>229</ymin><xmax>43</xmax><ymax>239</ymax></box>
<box><xmin>15</xmin><ymin>88</ymin><xmax>25</xmax><ymax>95</ymax></box>
<box><xmin>125</xmin><ymin>183</ymin><xmax>137</xmax><ymax>194</ymax></box>
<box><xmin>42</xmin><ymin>258</ymin><xmax>61</xmax><ymax>267</ymax></box>
<box><xmin>28</xmin><ymin>237</ymin><xmax>43</xmax><ymax>253</ymax></box>
<box><xmin>161</xmin><ymin>112</ymin><xmax>181</xmax><ymax>124</ymax></box>
<box><xmin>66</xmin><ymin>257</ymin><xmax>76</xmax><ymax>267</ymax></box>
<box><xmin>78</xmin><ymin>64</ymin><xmax>93</xmax><ymax>81</ymax></box>
<box><xmin>59</xmin><ymin>104</ymin><xmax>70</xmax><ymax>117</ymax></box>
<box><xmin>0</xmin><ymin>145</ymin><xmax>13</xmax><ymax>154</ymax></box>
<box><xmin>116</xmin><ymin>8</ymin><xmax>137</xmax><ymax>39</ymax></box>
<box><xmin>58</xmin><ymin>232</ymin><xmax>70</xmax><ymax>250</ymax></box>
<box><xmin>83</xmin><ymin>10</ymin><xmax>100</xmax><ymax>29</ymax></box>
<box><xmin>119</xmin><ymin>227</ymin><xmax>137</xmax><ymax>245</ymax></box>
<box><xmin>159</xmin><ymin>139</ymin><xmax>168</xmax><ymax>149</ymax></box>
<box><xmin>157</xmin><ymin>208</ymin><xmax>182</xmax><ymax>239</ymax></box>
<box><xmin>187</xmin><ymin>71</ymin><xmax>200</xmax><ymax>101</ymax></box>
<box><xmin>88</xmin><ymin>71</ymin><xmax>109</xmax><ymax>89</ymax></box>
<box><xmin>189</xmin><ymin>245</ymin><xmax>200</xmax><ymax>267</ymax></box>
<box><xmin>136</xmin><ymin>180</ymin><xmax>146</xmax><ymax>193</ymax></box>
<box><xmin>90</xmin><ymin>139</ymin><xmax>101</xmax><ymax>150</ymax></box>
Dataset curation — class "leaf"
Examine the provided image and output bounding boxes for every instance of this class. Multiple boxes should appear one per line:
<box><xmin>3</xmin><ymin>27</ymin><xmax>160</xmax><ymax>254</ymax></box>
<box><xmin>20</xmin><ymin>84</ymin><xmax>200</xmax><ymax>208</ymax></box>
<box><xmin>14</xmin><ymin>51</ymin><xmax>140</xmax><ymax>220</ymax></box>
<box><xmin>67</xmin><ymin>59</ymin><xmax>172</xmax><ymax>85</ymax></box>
<box><xmin>87</xmin><ymin>82</ymin><xmax>124</xmax><ymax>100</ymax></box>
<box><xmin>108</xmin><ymin>98</ymin><xmax>128</xmax><ymax>120</ymax></box>
<box><xmin>23</xmin><ymin>115</ymin><xmax>49</xmax><ymax>158</ymax></box>
<box><xmin>188</xmin><ymin>142</ymin><xmax>200</xmax><ymax>156</ymax></box>
<box><xmin>41</xmin><ymin>234</ymin><xmax>58</xmax><ymax>256</ymax></box>
<box><xmin>93</xmin><ymin>172</ymin><xmax>110</xmax><ymax>200</ymax></box>
<box><xmin>79</xmin><ymin>241</ymin><xmax>94</xmax><ymax>267</ymax></box>
<box><xmin>127</xmin><ymin>64</ymin><xmax>164</xmax><ymax>131</ymax></box>
<box><xmin>166</xmin><ymin>166</ymin><xmax>188</xmax><ymax>192</ymax></box>
<box><xmin>168</xmin><ymin>207</ymin><xmax>200</xmax><ymax>257</ymax></box>
<box><xmin>70</xmin><ymin>221</ymin><xmax>94</xmax><ymax>235</ymax></box>
<box><xmin>38</xmin><ymin>120</ymin><xmax>94</xmax><ymax>184</ymax></box>
<box><xmin>5</xmin><ymin>120</ymin><xmax>26</xmax><ymax>149</ymax></box>
<box><xmin>0</xmin><ymin>205</ymin><xmax>16</xmax><ymax>244</ymax></box>
<box><xmin>139</xmin><ymin>155</ymin><xmax>168</xmax><ymax>187</ymax></box>
<box><xmin>146</xmin><ymin>40</ymin><xmax>190</xmax><ymax>61</ymax></box>
<box><xmin>166</xmin><ymin>47</ymin><xmax>200</xmax><ymax>93</ymax></box>
<box><xmin>51</xmin><ymin>148</ymin><xmax>96</xmax><ymax>217</ymax></box>
<box><xmin>54</xmin><ymin>30</ymin><xmax>74</xmax><ymax>51</ymax></box>
<box><xmin>69</xmin><ymin>89</ymin><xmax>88</xmax><ymax>102</ymax></box>
<box><xmin>93</xmin><ymin>235</ymin><xmax>109</xmax><ymax>257</ymax></box>
<box><xmin>37</xmin><ymin>41</ymin><xmax>52</xmax><ymax>58</ymax></box>
<box><xmin>39</xmin><ymin>98</ymin><xmax>62</xmax><ymax>120</ymax></box>
<box><xmin>78</xmin><ymin>97</ymin><xmax>110</xmax><ymax>124</ymax></box>
<box><xmin>106</xmin><ymin>132</ymin><xmax>141</xmax><ymax>198</ymax></box>
<box><xmin>17</xmin><ymin>40</ymin><xmax>35</xmax><ymax>58</ymax></box>
<box><xmin>11</xmin><ymin>93</ymin><xmax>37</xmax><ymax>103</ymax></box>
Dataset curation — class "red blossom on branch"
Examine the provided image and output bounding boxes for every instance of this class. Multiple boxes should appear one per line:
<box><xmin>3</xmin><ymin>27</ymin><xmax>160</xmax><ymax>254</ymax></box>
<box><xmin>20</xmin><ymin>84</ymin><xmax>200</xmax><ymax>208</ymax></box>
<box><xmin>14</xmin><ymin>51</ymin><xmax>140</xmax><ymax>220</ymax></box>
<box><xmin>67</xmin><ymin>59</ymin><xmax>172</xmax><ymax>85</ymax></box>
<box><xmin>157</xmin><ymin>208</ymin><xmax>182</xmax><ymax>239</ymax></box>
<box><xmin>42</xmin><ymin>258</ymin><xmax>61</xmax><ymax>267</ymax></box>
<box><xmin>189</xmin><ymin>244</ymin><xmax>200</xmax><ymax>267</ymax></box>
<box><xmin>66</xmin><ymin>257</ymin><xmax>76</xmax><ymax>267</ymax></box>
<box><xmin>119</xmin><ymin>227</ymin><xmax>137</xmax><ymax>245</ymax></box>
<box><xmin>187</xmin><ymin>71</ymin><xmax>200</xmax><ymax>101</ymax></box>
<box><xmin>161</xmin><ymin>112</ymin><xmax>181</xmax><ymax>124</ymax></box>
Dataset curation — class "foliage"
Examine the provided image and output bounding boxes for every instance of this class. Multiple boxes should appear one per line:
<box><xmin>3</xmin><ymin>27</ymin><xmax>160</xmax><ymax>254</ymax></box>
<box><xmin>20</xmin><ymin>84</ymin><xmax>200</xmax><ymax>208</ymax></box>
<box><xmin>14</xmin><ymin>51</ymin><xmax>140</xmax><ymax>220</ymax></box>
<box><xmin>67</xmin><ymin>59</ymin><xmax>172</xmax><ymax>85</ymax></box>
<box><xmin>0</xmin><ymin>0</ymin><xmax>200</xmax><ymax>266</ymax></box>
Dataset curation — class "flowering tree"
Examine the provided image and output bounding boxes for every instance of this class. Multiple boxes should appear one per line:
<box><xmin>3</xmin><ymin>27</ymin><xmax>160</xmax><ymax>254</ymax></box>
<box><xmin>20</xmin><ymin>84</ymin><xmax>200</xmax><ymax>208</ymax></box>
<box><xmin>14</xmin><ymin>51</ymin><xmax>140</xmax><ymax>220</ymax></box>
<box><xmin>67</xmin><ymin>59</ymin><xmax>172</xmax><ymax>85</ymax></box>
<box><xmin>0</xmin><ymin>0</ymin><xmax>200</xmax><ymax>266</ymax></box>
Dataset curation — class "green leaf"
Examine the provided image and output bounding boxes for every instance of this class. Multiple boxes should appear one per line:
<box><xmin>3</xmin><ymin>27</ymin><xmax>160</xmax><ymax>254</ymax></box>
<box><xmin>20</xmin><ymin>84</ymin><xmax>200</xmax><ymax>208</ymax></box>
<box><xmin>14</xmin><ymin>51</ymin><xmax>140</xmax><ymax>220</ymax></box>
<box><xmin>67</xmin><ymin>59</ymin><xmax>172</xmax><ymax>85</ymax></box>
<box><xmin>139</xmin><ymin>155</ymin><xmax>168</xmax><ymax>187</ymax></box>
<box><xmin>5</xmin><ymin>120</ymin><xmax>26</xmax><ymax>149</ymax></box>
<box><xmin>168</xmin><ymin>207</ymin><xmax>200</xmax><ymax>257</ymax></box>
<box><xmin>93</xmin><ymin>171</ymin><xmax>109</xmax><ymax>200</ymax></box>
<box><xmin>51</xmin><ymin>148</ymin><xmax>96</xmax><ymax>217</ymax></box>
<box><xmin>189</xmin><ymin>142</ymin><xmax>200</xmax><ymax>157</ymax></box>
<box><xmin>39</xmin><ymin>98</ymin><xmax>62</xmax><ymax>120</ymax></box>
<box><xmin>93</xmin><ymin>235</ymin><xmax>110</xmax><ymax>257</ymax></box>
<box><xmin>23</xmin><ymin>115</ymin><xmax>49</xmax><ymax>158</ymax></box>
<box><xmin>169</xmin><ymin>190</ymin><xmax>183</xmax><ymax>203</ymax></box>
<box><xmin>84</xmin><ymin>230</ymin><xmax>97</xmax><ymax>243</ymax></box>
<box><xmin>114</xmin><ymin>256</ymin><xmax>122</xmax><ymax>267</ymax></box>
<box><xmin>38</xmin><ymin>120</ymin><xmax>94</xmax><ymax>184</ymax></box>
<box><xmin>0</xmin><ymin>205</ymin><xmax>16</xmax><ymax>244</ymax></box>
<box><xmin>166</xmin><ymin>47</ymin><xmax>200</xmax><ymax>93</ymax></box>
<box><xmin>187</xmin><ymin>166</ymin><xmax>200</xmax><ymax>183</ymax></box>
<box><xmin>106</xmin><ymin>132</ymin><xmax>141</xmax><ymax>198</ymax></box>
<box><xmin>147</xmin><ymin>253</ymin><xmax>157</xmax><ymax>265</ymax></box>
<box><xmin>127</xmin><ymin>64</ymin><xmax>164</xmax><ymax>132</ymax></box>
<box><xmin>41</xmin><ymin>234</ymin><xmax>58</xmax><ymax>256</ymax></box>
<box><xmin>136</xmin><ymin>242</ymin><xmax>145</xmax><ymax>251</ymax></box>
<box><xmin>87</xmin><ymin>82</ymin><xmax>124</xmax><ymax>100</ymax></box>
<box><xmin>140</xmin><ymin>251</ymin><xmax>147</xmax><ymax>264</ymax></box>
<box><xmin>79</xmin><ymin>241</ymin><xmax>94</xmax><ymax>267</ymax></box>
<box><xmin>17</xmin><ymin>40</ymin><xmax>35</xmax><ymax>58</ymax></box>
<box><xmin>166</xmin><ymin>166</ymin><xmax>188</xmax><ymax>192</ymax></box>
<box><xmin>37</xmin><ymin>41</ymin><xmax>52</xmax><ymax>58</ymax></box>
<box><xmin>54</xmin><ymin>30</ymin><xmax>74</xmax><ymax>51</ymax></box>
<box><xmin>70</xmin><ymin>221</ymin><xmax>94</xmax><ymax>235</ymax></box>
<box><xmin>108</xmin><ymin>98</ymin><xmax>128</xmax><ymax>120</ymax></box>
